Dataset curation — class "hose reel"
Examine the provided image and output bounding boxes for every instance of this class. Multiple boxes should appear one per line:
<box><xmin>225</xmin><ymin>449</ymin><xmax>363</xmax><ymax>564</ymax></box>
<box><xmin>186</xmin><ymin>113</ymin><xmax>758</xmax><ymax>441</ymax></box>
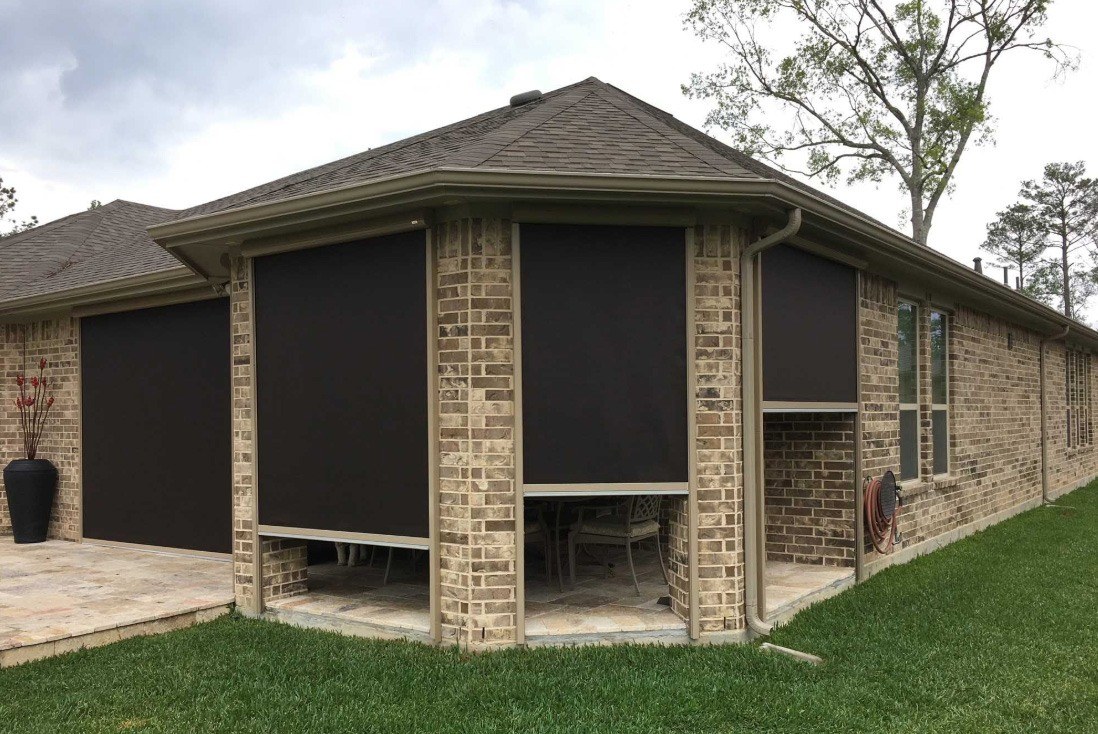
<box><xmin>864</xmin><ymin>470</ymin><xmax>902</xmax><ymax>554</ymax></box>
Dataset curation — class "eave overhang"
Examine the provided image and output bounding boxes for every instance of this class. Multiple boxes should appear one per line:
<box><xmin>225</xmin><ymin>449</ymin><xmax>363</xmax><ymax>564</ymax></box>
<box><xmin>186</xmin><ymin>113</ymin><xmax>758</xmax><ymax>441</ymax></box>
<box><xmin>0</xmin><ymin>267</ymin><xmax>215</xmax><ymax>323</ymax></box>
<box><xmin>147</xmin><ymin>166</ymin><xmax>1098</xmax><ymax>349</ymax></box>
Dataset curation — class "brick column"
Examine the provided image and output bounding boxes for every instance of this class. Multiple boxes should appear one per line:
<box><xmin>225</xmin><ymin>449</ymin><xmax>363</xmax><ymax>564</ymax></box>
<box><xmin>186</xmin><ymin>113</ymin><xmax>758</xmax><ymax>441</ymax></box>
<box><xmin>0</xmin><ymin>319</ymin><xmax>81</xmax><ymax>540</ymax></box>
<box><xmin>435</xmin><ymin>218</ymin><xmax>518</xmax><ymax>648</ymax></box>
<box><xmin>689</xmin><ymin>223</ymin><xmax>745</xmax><ymax>634</ymax></box>
<box><xmin>229</xmin><ymin>256</ymin><xmax>309</xmax><ymax>611</ymax></box>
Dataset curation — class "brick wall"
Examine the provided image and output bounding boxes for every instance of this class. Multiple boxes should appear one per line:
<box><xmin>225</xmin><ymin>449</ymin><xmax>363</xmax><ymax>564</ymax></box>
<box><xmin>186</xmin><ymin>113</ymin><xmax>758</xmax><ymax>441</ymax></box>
<box><xmin>1046</xmin><ymin>341</ymin><xmax>1098</xmax><ymax>492</ymax></box>
<box><xmin>690</xmin><ymin>223</ymin><xmax>746</xmax><ymax>633</ymax></box>
<box><xmin>763</xmin><ymin>413</ymin><xmax>855</xmax><ymax>567</ymax></box>
<box><xmin>1</xmin><ymin>319</ymin><xmax>81</xmax><ymax>540</ymax></box>
<box><xmin>859</xmin><ymin>281</ymin><xmax>1098</xmax><ymax>568</ymax></box>
<box><xmin>436</xmin><ymin>218</ymin><xmax>518</xmax><ymax>648</ymax></box>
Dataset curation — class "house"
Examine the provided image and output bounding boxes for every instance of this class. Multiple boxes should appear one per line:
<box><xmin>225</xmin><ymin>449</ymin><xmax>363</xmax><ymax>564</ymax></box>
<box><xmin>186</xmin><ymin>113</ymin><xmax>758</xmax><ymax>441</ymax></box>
<box><xmin>2</xmin><ymin>77</ymin><xmax>1095</xmax><ymax>648</ymax></box>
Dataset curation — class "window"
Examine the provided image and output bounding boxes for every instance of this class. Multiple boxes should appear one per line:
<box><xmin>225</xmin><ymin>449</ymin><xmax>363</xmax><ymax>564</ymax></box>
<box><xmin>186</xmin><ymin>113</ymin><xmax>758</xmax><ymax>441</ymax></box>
<box><xmin>898</xmin><ymin>301</ymin><xmax>919</xmax><ymax>479</ymax></box>
<box><xmin>1067</xmin><ymin>349</ymin><xmax>1092</xmax><ymax>448</ymax></box>
<box><xmin>930</xmin><ymin>310</ymin><xmax>949</xmax><ymax>475</ymax></box>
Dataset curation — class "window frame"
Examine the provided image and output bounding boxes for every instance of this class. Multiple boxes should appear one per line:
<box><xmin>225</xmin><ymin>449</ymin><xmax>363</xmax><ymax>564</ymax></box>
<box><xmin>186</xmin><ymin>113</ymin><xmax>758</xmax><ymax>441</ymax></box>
<box><xmin>929</xmin><ymin>308</ymin><xmax>950</xmax><ymax>477</ymax></box>
<box><xmin>897</xmin><ymin>299</ymin><xmax>920</xmax><ymax>480</ymax></box>
<box><xmin>1066</xmin><ymin>348</ymin><xmax>1092</xmax><ymax>449</ymax></box>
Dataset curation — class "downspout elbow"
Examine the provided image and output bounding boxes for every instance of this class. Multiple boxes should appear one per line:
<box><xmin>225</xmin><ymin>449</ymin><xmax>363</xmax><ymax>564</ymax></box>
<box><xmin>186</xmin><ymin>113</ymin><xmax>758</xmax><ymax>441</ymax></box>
<box><xmin>741</xmin><ymin>208</ymin><xmax>802</xmax><ymax>638</ymax></box>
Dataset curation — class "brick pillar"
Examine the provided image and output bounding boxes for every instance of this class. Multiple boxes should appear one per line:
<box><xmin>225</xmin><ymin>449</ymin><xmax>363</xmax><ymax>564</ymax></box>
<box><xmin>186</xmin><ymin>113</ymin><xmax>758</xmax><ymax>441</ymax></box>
<box><xmin>0</xmin><ymin>319</ymin><xmax>81</xmax><ymax>540</ymax></box>
<box><xmin>688</xmin><ymin>223</ymin><xmax>745</xmax><ymax>634</ymax></box>
<box><xmin>435</xmin><ymin>218</ymin><xmax>518</xmax><ymax>648</ymax></box>
<box><xmin>229</xmin><ymin>256</ymin><xmax>310</xmax><ymax>611</ymax></box>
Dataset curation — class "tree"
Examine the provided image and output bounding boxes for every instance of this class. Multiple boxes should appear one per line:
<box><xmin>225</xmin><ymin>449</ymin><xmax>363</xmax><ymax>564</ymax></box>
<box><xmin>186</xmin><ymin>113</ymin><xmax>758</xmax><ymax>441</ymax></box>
<box><xmin>981</xmin><ymin>202</ymin><xmax>1045</xmax><ymax>292</ymax></box>
<box><xmin>0</xmin><ymin>176</ymin><xmax>38</xmax><ymax>237</ymax></box>
<box><xmin>88</xmin><ymin>200</ymin><xmax>102</xmax><ymax>210</ymax></box>
<box><xmin>1019</xmin><ymin>161</ymin><xmax>1098</xmax><ymax>319</ymax></box>
<box><xmin>683</xmin><ymin>0</ymin><xmax>1076</xmax><ymax>246</ymax></box>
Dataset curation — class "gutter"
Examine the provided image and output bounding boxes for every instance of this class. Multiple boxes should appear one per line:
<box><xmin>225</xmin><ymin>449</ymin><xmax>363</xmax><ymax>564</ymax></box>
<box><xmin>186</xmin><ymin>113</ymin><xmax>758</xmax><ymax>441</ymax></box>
<box><xmin>1040</xmin><ymin>324</ymin><xmax>1071</xmax><ymax>503</ymax></box>
<box><xmin>0</xmin><ymin>267</ymin><xmax>209</xmax><ymax>323</ymax></box>
<box><xmin>148</xmin><ymin>168</ymin><xmax>1098</xmax><ymax>352</ymax></box>
<box><xmin>741</xmin><ymin>208</ymin><xmax>802</xmax><ymax>637</ymax></box>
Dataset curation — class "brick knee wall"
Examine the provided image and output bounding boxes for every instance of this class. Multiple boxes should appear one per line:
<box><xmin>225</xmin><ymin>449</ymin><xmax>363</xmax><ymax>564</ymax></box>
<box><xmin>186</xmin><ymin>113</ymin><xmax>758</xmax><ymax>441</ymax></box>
<box><xmin>1</xmin><ymin>320</ymin><xmax>81</xmax><ymax>541</ymax></box>
<box><xmin>764</xmin><ymin>412</ymin><xmax>855</xmax><ymax>567</ymax></box>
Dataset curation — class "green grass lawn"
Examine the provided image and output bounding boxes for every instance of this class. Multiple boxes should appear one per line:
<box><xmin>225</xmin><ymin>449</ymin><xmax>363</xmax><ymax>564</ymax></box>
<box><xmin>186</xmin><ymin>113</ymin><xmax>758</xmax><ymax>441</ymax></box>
<box><xmin>3</xmin><ymin>485</ymin><xmax>1098</xmax><ymax>733</ymax></box>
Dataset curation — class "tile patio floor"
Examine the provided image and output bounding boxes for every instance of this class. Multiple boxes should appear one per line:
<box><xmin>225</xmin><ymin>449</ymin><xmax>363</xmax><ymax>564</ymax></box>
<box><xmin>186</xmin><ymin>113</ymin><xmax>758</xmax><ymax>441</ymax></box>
<box><xmin>264</xmin><ymin>551</ymin><xmax>431</xmax><ymax>639</ymax></box>
<box><xmin>0</xmin><ymin>539</ymin><xmax>233</xmax><ymax>667</ymax></box>
<box><xmin>524</xmin><ymin>543</ymin><xmax>682</xmax><ymax>638</ymax></box>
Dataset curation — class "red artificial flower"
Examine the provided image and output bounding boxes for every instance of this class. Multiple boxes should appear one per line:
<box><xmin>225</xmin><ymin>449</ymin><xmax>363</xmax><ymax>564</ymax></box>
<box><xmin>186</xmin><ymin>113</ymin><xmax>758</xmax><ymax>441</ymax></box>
<box><xmin>39</xmin><ymin>358</ymin><xmax>46</xmax><ymax>369</ymax></box>
<box><xmin>23</xmin><ymin>397</ymin><xmax>34</xmax><ymax>407</ymax></box>
<box><xmin>47</xmin><ymin>397</ymin><xmax>54</xmax><ymax>407</ymax></box>
<box><xmin>15</xmin><ymin>397</ymin><xmax>22</xmax><ymax>408</ymax></box>
<box><xmin>30</xmin><ymin>376</ymin><xmax>39</xmax><ymax>387</ymax></box>
<box><xmin>15</xmin><ymin>374</ymin><xmax>24</xmax><ymax>386</ymax></box>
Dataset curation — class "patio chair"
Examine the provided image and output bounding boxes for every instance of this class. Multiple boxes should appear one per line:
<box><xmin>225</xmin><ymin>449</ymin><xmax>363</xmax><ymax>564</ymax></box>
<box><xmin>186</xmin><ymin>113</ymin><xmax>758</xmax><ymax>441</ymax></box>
<box><xmin>566</xmin><ymin>495</ymin><xmax>667</xmax><ymax>595</ymax></box>
<box><xmin>524</xmin><ymin>503</ymin><xmax>552</xmax><ymax>583</ymax></box>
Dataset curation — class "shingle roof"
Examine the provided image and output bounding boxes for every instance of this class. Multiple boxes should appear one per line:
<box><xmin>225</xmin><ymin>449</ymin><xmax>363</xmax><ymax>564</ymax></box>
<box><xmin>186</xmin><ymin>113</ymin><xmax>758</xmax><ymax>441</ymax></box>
<box><xmin>177</xmin><ymin>77</ymin><xmax>767</xmax><ymax>219</ymax></box>
<box><xmin>0</xmin><ymin>200</ymin><xmax>182</xmax><ymax>303</ymax></box>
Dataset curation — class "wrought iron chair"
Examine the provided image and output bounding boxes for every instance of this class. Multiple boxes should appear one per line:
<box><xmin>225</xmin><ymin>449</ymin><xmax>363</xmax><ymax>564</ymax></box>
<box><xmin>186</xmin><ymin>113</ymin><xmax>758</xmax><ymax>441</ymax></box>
<box><xmin>566</xmin><ymin>494</ymin><xmax>666</xmax><ymax>595</ymax></box>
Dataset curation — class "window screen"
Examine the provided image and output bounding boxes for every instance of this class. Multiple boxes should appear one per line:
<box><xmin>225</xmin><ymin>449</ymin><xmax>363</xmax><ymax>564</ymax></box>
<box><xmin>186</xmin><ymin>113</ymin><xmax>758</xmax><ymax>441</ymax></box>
<box><xmin>254</xmin><ymin>231</ymin><xmax>429</xmax><ymax>539</ymax></box>
<box><xmin>760</xmin><ymin>244</ymin><xmax>857</xmax><ymax>403</ymax></box>
<box><xmin>519</xmin><ymin>224</ymin><xmax>687</xmax><ymax>485</ymax></box>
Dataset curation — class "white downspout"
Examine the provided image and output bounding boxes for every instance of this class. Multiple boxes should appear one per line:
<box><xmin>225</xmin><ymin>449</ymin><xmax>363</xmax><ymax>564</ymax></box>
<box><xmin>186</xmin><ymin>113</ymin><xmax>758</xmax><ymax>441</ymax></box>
<box><xmin>742</xmin><ymin>208</ymin><xmax>802</xmax><ymax>637</ymax></box>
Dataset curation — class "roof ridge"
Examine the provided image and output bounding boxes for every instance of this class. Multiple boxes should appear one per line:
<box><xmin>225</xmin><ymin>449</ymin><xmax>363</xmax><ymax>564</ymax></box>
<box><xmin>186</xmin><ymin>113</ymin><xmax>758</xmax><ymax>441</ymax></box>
<box><xmin>183</xmin><ymin>78</ymin><xmax>607</xmax><ymax>217</ymax></box>
<box><xmin>590</xmin><ymin>82</ymin><xmax>746</xmax><ymax>177</ymax></box>
<box><xmin>444</xmin><ymin>87</ymin><xmax>596</xmax><ymax>168</ymax></box>
<box><xmin>0</xmin><ymin>204</ymin><xmax>108</xmax><ymax>252</ymax></box>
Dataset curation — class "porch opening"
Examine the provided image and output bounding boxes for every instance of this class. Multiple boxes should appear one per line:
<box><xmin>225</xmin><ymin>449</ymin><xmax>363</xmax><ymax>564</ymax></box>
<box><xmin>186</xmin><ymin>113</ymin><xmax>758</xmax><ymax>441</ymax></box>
<box><xmin>263</xmin><ymin>539</ymin><xmax>430</xmax><ymax>640</ymax></box>
<box><xmin>762</xmin><ymin>411</ymin><xmax>856</xmax><ymax>621</ymax></box>
<box><xmin>522</xmin><ymin>494</ymin><xmax>685</xmax><ymax>641</ymax></box>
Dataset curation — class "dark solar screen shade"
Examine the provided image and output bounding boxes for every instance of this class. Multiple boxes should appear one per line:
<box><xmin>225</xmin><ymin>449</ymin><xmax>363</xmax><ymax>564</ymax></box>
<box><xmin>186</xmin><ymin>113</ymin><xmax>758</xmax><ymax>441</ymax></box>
<box><xmin>81</xmin><ymin>298</ymin><xmax>231</xmax><ymax>553</ymax></box>
<box><xmin>254</xmin><ymin>231</ymin><xmax>430</xmax><ymax>538</ymax></box>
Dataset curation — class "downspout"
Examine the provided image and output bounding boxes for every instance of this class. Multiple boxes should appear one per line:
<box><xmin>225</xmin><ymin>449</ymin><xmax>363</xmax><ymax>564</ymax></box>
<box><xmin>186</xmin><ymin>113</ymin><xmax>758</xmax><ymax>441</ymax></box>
<box><xmin>742</xmin><ymin>208</ymin><xmax>802</xmax><ymax>637</ymax></box>
<box><xmin>1040</xmin><ymin>324</ymin><xmax>1070</xmax><ymax>503</ymax></box>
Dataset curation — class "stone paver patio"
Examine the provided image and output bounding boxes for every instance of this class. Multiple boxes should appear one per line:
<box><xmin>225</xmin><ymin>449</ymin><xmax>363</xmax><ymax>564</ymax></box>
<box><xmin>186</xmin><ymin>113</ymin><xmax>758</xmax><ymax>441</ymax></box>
<box><xmin>0</xmin><ymin>539</ymin><xmax>233</xmax><ymax>667</ymax></box>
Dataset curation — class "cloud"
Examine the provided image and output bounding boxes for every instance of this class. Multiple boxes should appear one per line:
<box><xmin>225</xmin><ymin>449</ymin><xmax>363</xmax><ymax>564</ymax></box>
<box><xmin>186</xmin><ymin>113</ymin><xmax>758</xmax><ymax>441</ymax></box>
<box><xmin>1</xmin><ymin>0</ymin><xmax>1095</xmax><ymax>276</ymax></box>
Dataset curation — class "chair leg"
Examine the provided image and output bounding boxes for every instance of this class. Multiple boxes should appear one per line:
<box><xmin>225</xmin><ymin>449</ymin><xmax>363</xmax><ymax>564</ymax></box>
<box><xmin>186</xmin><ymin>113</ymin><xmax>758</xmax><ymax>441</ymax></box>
<box><xmin>543</xmin><ymin>538</ymin><xmax>551</xmax><ymax>584</ymax></box>
<box><xmin>383</xmin><ymin>547</ymin><xmax>394</xmax><ymax>585</ymax></box>
<box><xmin>655</xmin><ymin>536</ymin><xmax>668</xmax><ymax>584</ymax></box>
<box><xmin>625</xmin><ymin>540</ymin><xmax>640</xmax><ymax>596</ymax></box>
<box><xmin>568</xmin><ymin>531</ymin><xmax>578</xmax><ymax>587</ymax></box>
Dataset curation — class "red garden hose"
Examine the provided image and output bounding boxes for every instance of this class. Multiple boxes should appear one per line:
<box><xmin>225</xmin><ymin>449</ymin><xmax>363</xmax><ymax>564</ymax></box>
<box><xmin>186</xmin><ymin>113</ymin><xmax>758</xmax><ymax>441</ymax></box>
<box><xmin>864</xmin><ymin>472</ymin><xmax>900</xmax><ymax>554</ymax></box>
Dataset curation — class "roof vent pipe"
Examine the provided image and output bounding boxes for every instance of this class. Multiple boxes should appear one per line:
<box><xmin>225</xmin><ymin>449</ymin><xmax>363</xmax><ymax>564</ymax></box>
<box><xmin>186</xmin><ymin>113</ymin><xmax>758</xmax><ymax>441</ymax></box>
<box><xmin>1003</xmin><ymin>266</ymin><xmax>1010</xmax><ymax>285</ymax></box>
<box><xmin>973</xmin><ymin>257</ymin><xmax>983</xmax><ymax>274</ymax></box>
<box><xmin>509</xmin><ymin>90</ymin><xmax>543</xmax><ymax>107</ymax></box>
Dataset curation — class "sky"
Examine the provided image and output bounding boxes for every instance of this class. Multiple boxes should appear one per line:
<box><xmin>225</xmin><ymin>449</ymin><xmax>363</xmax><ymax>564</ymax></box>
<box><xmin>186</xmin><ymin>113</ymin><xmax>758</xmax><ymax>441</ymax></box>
<box><xmin>2</xmin><ymin>0</ymin><xmax>1096</xmax><ymax>274</ymax></box>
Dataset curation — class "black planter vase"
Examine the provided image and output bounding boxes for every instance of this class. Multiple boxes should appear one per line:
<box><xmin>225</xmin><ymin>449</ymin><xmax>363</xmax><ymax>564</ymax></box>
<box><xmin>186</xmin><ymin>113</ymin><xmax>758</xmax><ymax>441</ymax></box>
<box><xmin>3</xmin><ymin>459</ymin><xmax>58</xmax><ymax>543</ymax></box>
